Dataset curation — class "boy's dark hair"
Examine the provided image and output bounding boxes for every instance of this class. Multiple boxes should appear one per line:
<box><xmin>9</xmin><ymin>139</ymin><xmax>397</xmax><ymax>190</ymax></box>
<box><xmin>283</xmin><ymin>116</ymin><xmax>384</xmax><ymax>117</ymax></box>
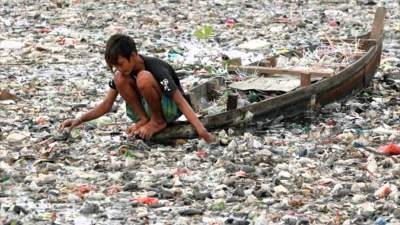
<box><xmin>105</xmin><ymin>34</ymin><xmax>137</xmax><ymax>70</ymax></box>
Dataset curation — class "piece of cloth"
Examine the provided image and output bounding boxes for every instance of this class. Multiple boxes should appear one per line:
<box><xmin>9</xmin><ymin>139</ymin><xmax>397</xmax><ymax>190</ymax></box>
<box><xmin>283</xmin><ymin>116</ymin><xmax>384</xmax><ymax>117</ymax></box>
<box><xmin>109</xmin><ymin>55</ymin><xmax>184</xmax><ymax>97</ymax></box>
<box><xmin>126</xmin><ymin>95</ymin><xmax>182</xmax><ymax>123</ymax></box>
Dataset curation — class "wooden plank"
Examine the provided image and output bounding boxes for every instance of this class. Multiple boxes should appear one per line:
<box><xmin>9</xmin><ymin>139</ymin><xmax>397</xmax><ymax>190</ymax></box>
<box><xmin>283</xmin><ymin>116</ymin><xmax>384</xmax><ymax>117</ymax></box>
<box><xmin>230</xmin><ymin>76</ymin><xmax>303</xmax><ymax>92</ymax></box>
<box><xmin>229</xmin><ymin>58</ymin><xmax>242</xmax><ymax>66</ymax></box>
<box><xmin>300</xmin><ymin>74</ymin><xmax>311</xmax><ymax>86</ymax></box>
<box><xmin>228</xmin><ymin>65</ymin><xmax>334</xmax><ymax>77</ymax></box>
<box><xmin>226</xmin><ymin>94</ymin><xmax>238</xmax><ymax>111</ymax></box>
<box><xmin>248</xmin><ymin>57</ymin><xmax>277</xmax><ymax>67</ymax></box>
<box><xmin>320</xmin><ymin>38</ymin><xmax>377</xmax><ymax>45</ymax></box>
<box><xmin>187</xmin><ymin>77</ymin><xmax>225</xmax><ymax>112</ymax></box>
<box><xmin>188</xmin><ymin>82</ymin><xmax>209</xmax><ymax>112</ymax></box>
<box><xmin>370</xmin><ymin>7</ymin><xmax>386</xmax><ymax>40</ymax></box>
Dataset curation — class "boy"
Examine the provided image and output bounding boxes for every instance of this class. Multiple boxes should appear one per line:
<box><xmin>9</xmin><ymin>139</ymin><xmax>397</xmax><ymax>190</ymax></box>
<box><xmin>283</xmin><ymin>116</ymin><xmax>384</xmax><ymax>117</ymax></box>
<box><xmin>60</xmin><ymin>34</ymin><xmax>214</xmax><ymax>143</ymax></box>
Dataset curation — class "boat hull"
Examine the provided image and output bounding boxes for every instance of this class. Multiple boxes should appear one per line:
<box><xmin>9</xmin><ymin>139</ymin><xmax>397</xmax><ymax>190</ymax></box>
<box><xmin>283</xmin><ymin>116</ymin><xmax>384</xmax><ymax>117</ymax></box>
<box><xmin>152</xmin><ymin>8</ymin><xmax>385</xmax><ymax>140</ymax></box>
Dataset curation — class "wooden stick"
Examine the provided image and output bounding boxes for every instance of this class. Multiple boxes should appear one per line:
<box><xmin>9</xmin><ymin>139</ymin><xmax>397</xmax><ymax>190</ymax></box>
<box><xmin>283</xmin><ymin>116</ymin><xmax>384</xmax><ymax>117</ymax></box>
<box><xmin>324</xmin><ymin>35</ymin><xmax>335</xmax><ymax>49</ymax></box>
<box><xmin>227</xmin><ymin>65</ymin><xmax>334</xmax><ymax>77</ymax></box>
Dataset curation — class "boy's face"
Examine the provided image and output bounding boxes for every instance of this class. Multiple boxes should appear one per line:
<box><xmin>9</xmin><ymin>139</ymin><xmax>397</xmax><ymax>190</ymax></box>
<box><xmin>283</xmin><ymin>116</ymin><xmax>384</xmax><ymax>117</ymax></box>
<box><xmin>115</xmin><ymin>54</ymin><xmax>135</xmax><ymax>76</ymax></box>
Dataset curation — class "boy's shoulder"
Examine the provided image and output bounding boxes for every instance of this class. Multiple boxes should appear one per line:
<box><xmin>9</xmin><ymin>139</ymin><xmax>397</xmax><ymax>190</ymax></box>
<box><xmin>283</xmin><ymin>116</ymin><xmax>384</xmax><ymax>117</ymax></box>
<box><xmin>142</xmin><ymin>55</ymin><xmax>169</xmax><ymax>65</ymax></box>
<box><xmin>142</xmin><ymin>55</ymin><xmax>173</xmax><ymax>71</ymax></box>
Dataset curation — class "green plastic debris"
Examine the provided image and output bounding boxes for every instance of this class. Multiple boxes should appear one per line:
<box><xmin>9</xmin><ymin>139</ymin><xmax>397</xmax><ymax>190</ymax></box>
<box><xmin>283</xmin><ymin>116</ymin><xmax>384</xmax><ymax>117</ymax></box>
<box><xmin>124</xmin><ymin>150</ymin><xmax>136</xmax><ymax>158</ymax></box>
<box><xmin>302</xmin><ymin>126</ymin><xmax>311</xmax><ymax>133</ymax></box>
<box><xmin>205</xmin><ymin>65</ymin><xmax>216</xmax><ymax>75</ymax></box>
<box><xmin>248</xmin><ymin>91</ymin><xmax>259</xmax><ymax>103</ymax></box>
<box><xmin>71</xmin><ymin>128</ymin><xmax>81</xmax><ymax>139</ymax></box>
<box><xmin>223</xmin><ymin>59</ymin><xmax>233</xmax><ymax>68</ymax></box>
<box><xmin>123</xmin><ymin>149</ymin><xmax>146</xmax><ymax>159</ymax></box>
<box><xmin>210</xmin><ymin>200</ymin><xmax>226</xmax><ymax>211</ymax></box>
<box><xmin>194</xmin><ymin>25</ymin><xmax>214</xmax><ymax>40</ymax></box>
<box><xmin>1</xmin><ymin>176</ymin><xmax>10</xmax><ymax>183</ymax></box>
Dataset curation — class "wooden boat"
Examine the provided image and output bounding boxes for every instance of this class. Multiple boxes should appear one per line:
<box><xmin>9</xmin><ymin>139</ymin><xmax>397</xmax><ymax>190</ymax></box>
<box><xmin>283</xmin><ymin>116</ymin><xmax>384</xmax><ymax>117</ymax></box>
<box><xmin>153</xmin><ymin>7</ymin><xmax>386</xmax><ymax>141</ymax></box>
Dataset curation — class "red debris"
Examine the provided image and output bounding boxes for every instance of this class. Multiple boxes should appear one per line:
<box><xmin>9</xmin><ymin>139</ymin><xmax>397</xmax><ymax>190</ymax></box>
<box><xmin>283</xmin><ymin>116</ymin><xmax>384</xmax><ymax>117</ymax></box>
<box><xmin>173</xmin><ymin>168</ymin><xmax>191</xmax><ymax>177</ymax></box>
<box><xmin>38</xmin><ymin>28</ymin><xmax>51</xmax><ymax>33</ymax></box>
<box><xmin>196</xmin><ymin>149</ymin><xmax>207</xmax><ymax>158</ymax></box>
<box><xmin>379</xmin><ymin>186</ymin><xmax>392</xmax><ymax>198</ymax></box>
<box><xmin>131</xmin><ymin>197</ymin><xmax>159</xmax><ymax>205</ymax></box>
<box><xmin>328</xmin><ymin>20</ymin><xmax>338</xmax><ymax>27</ymax></box>
<box><xmin>379</xmin><ymin>144</ymin><xmax>400</xmax><ymax>155</ymax></box>
<box><xmin>325</xmin><ymin>118</ymin><xmax>336</xmax><ymax>126</ymax></box>
<box><xmin>225</xmin><ymin>18</ymin><xmax>236</xmax><ymax>28</ymax></box>
<box><xmin>272</xmin><ymin>140</ymin><xmax>288</xmax><ymax>145</ymax></box>
<box><xmin>51</xmin><ymin>212</ymin><xmax>57</xmax><ymax>222</ymax></box>
<box><xmin>335</xmin><ymin>210</ymin><xmax>340</xmax><ymax>225</ymax></box>
<box><xmin>74</xmin><ymin>184</ymin><xmax>96</xmax><ymax>198</ymax></box>
<box><xmin>235</xmin><ymin>170</ymin><xmax>246</xmax><ymax>177</ymax></box>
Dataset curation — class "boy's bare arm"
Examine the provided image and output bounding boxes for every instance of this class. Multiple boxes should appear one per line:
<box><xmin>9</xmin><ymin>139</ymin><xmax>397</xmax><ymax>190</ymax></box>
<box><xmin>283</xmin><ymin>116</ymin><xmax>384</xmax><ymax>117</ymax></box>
<box><xmin>172</xmin><ymin>91</ymin><xmax>214</xmax><ymax>143</ymax></box>
<box><xmin>60</xmin><ymin>89</ymin><xmax>118</xmax><ymax>130</ymax></box>
<box><xmin>79</xmin><ymin>88</ymin><xmax>118</xmax><ymax>122</ymax></box>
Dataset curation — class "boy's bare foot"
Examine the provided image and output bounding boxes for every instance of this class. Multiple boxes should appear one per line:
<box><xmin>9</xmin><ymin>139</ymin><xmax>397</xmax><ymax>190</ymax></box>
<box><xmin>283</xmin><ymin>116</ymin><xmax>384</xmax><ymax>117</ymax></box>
<box><xmin>135</xmin><ymin>120</ymin><xmax>167</xmax><ymax>140</ymax></box>
<box><xmin>126</xmin><ymin>119</ymin><xmax>149</xmax><ymax>136</ymax></box>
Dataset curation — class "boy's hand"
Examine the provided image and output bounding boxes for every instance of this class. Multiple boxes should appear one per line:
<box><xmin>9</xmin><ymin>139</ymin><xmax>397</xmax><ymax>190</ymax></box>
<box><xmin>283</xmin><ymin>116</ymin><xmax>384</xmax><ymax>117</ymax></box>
<box><xmin>59</xmin><ymin>118</ymin><xmax>81</xmax><ymax>131</ymax></box>
<box><xmin>199</xmin><ymin>130</ymin><xmax>215</xmax><ymax>144</ymax></box>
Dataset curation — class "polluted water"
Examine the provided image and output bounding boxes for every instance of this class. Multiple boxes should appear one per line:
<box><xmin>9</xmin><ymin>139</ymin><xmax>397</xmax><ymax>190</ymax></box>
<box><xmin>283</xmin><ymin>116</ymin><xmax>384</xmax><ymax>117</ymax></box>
<box><xmin>1</xmin><ymin>0</ymin><xmax>400</xmax><ymax>225</ymax></box>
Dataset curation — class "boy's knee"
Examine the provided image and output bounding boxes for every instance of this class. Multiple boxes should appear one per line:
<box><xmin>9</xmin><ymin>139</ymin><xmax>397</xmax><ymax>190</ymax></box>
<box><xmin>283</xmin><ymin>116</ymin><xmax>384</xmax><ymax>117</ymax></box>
<box><xmin>136</xmin><ymin>71</ymin><xmax>155</xmax><ymax>91</ymax></box>
<box><xmin>114</xmin><ymin>71</ymin><xmax>129</xmax><ymax>88</ymax></box>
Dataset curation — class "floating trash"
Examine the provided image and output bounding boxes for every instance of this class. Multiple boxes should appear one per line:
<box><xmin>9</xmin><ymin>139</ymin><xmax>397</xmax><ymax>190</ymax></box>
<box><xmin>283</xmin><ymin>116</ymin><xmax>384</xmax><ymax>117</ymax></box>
<box><xmin>0</xmin><ymin>1</ymin><xmax>399</xmax><ymax>224</ymax></box>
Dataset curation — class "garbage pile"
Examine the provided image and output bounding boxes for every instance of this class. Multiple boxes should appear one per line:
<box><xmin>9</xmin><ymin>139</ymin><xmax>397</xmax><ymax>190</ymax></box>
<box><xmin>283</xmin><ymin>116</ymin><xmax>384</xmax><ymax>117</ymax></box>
<box><xmin>1</xmin><ymin>0</ymin><xmax>400</xmax><ymax>224</ymax></box>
